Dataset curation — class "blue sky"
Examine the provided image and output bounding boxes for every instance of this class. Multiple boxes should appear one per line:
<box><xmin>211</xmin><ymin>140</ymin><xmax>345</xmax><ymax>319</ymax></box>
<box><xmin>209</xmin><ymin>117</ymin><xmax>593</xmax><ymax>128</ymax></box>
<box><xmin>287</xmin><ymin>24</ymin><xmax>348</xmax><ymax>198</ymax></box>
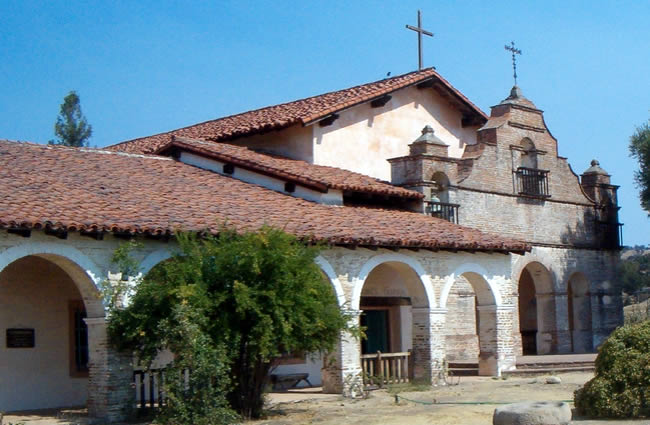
<box><xmin>1</xmin><ymin>1</ymin><xmax>648</xmax><ymax>245</ymax></box>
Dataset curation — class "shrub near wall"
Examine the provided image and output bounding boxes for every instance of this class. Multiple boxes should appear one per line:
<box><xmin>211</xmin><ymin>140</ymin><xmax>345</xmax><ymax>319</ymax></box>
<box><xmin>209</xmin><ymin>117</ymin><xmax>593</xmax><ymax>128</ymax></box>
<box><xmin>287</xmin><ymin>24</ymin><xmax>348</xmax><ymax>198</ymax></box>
<box><xmin>574</xmin><ymin>321</ymin><xmax>650</xmax><ymax>418</ymax></box>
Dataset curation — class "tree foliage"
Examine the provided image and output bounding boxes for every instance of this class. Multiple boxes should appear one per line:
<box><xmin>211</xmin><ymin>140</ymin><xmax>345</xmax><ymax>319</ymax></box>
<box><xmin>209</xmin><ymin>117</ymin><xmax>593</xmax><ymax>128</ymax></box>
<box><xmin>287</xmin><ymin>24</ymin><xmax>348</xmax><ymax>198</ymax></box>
<box><xmin>630</xmin><ymin>119</ymin><xmax>650</xmax><ymax>214</ymax></box>
<box><xmin>574</xmin><ymin>321</ymin><xmax>650</xmax><ymax>418</ymax></box>
<box><xmin>618</xmin><ymin>252</ymin><xmax>650</xmax><ymax>295</ymax></box>
<box><xmin>109</xmin><ymin>226</ymin><xmax>349</xmax><ymax>421</ymax></box>
<box><xmin>49</xmin><ymin>91</ymin><xmax>92</xmax><ymax>147</ymax></box>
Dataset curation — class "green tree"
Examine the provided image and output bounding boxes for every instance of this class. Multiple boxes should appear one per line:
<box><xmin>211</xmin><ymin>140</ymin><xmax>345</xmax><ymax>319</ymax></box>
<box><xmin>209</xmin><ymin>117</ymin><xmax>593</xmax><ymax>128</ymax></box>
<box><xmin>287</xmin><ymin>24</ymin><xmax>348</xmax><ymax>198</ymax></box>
<box><xmin>618</xmin><ymin>254</ymin><xmax>650</xmax><ymax>295</ymax></box>
<box><xmin>109</xmin><ymin>226</ymin><xmax>349</xmax><ymax>421</ymax></box>
<box><xmin>49</xmin><ymin>91</ymin><xmax>92</xmax><ymax>147</ymax></box>
<box><xmin>630</xmin><ymin>119</ymin><xmax>650</xmax><ymax>214</ymax></box>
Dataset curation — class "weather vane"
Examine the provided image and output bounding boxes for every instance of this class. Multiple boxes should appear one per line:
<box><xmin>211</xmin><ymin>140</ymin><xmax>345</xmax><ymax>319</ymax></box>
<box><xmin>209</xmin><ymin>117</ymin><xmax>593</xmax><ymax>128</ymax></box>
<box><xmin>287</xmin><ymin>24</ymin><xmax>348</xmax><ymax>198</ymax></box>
<box><xmin>504</xmin><ymin>41</ymin><xmax>522</xmax><ymax>86</ymax></box>
<box><xmin>406</xmin><ymin>10</ymin><xmax>434</xmax><ymax>70</ymax></box>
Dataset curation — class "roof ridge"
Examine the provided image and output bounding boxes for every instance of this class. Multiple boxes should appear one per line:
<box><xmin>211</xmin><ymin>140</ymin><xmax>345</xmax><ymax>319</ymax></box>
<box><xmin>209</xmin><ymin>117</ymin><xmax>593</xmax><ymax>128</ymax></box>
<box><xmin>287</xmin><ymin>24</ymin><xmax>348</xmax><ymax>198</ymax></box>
<box><xmin>108</xmin><ymin>68</ymin><xmax>438</xmax><ymax>149</ymax></box>
<box><xmin>0</xmin><ymin>139</ymin><xmax>172</xmax><ymax>161</ymax></box>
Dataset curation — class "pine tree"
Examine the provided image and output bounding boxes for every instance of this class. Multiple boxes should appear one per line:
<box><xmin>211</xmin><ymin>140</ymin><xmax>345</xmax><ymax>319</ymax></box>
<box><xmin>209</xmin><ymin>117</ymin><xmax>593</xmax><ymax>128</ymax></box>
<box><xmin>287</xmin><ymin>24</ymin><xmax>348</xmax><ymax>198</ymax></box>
<box><xmin>630</xmin><ymin>119</ymin><xmax>650</xmax><ymax>214</ymax></box>
<box><xmin>49</xmin><ymin>91</ymin><xmax>92</xmax><ymax>147</ymax></box>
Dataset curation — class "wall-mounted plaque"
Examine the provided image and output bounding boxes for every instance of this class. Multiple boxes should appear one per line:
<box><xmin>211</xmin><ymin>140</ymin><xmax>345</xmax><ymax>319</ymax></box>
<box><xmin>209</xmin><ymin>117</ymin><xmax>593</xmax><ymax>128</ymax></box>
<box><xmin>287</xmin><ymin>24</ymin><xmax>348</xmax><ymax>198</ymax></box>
<box><xmin>6</xmin><ymin>328</ymin><xmax>35</xmax><ymax>348</ymax></box>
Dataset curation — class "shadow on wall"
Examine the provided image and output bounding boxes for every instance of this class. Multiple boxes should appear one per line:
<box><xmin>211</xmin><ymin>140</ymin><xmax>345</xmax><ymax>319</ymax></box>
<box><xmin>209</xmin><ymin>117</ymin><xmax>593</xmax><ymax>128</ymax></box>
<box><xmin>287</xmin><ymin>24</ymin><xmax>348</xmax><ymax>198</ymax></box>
<box><xmin>560</xmin><ymin>208</ymin><xmax>599</xmax><ymax>248</ymax></box>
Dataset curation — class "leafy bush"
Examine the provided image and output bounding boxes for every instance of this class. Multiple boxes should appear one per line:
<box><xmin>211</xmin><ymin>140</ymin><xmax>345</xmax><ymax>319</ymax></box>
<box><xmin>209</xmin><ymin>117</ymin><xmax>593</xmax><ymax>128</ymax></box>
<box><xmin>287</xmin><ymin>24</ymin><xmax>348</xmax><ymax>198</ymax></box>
<box><xmin>109</xmin><ymin>226</ymin><xmax>350</xmax><ymax>420</ymax></box>
<box><xmin>154</xmin><ymin>304</ymin><xmax>238</xmax><ymax>425</ymax></box>
<box><xmin>574</xmin><ymin>320</ymin><xmax>650</xmax><ymax>418</ymax></box>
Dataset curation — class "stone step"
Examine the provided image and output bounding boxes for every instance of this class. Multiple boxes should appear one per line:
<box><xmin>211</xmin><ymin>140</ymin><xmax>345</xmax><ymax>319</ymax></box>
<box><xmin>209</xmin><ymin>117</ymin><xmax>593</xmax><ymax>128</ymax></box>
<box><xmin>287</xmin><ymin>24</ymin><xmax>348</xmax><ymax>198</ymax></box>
<box><xmin>448</xmin><ymin>362</ymin><xmax>478</xmax><ymax>369</ymax></box>
<box><xmin>448</xmin><ymin>362</ymin><xmax>479</xmax><ymax>376</ymax></box>
<box><xmin>448</xmin><ymin>368</ymin><xmax>479</xmax><ymax>376</ymax></box>
<box><xmin>514</xmin><ymin>361</ymin><xmax>595</xmax><ymax>370</ymax></box>
<box><xmin>503</xmin><ymin>365</ymin><xmax>595</xmax><ymax>377</ymax></box>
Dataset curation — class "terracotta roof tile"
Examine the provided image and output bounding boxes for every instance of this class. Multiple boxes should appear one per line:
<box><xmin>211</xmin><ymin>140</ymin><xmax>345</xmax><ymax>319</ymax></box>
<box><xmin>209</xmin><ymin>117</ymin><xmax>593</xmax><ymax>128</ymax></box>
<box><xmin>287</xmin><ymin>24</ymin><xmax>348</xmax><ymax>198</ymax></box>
<box><xmin>157</xmin><ymin>136</ymin><xmax>422</xmax><ymax>199</ymax></box>
<box><xmin>0</xmin><ymin>140</ymin><xmax>528</xmax><ymax>253</ymax></box>
<box><xmin>108</xmin><ymin>68</ymin><xmax>487</xmax><ymax>155</ymax></box>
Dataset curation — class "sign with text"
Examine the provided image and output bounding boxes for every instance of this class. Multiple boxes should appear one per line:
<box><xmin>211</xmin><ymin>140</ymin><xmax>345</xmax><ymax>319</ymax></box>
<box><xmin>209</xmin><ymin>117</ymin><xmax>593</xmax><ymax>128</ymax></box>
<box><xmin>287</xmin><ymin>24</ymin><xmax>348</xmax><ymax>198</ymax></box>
<box><xmin>6</xmin><ymin>328</ymin><xmax>35</xmax><ymax>348</ymax></box>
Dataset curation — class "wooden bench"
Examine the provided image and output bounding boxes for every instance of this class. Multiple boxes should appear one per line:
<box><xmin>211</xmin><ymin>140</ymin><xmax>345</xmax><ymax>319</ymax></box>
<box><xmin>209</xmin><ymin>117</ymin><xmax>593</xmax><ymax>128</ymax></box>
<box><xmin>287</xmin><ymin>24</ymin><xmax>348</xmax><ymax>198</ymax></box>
<box><xmin>270</xmin><ymin>373</ymin><xmax>312</xmax><ymax>390</ymax></box>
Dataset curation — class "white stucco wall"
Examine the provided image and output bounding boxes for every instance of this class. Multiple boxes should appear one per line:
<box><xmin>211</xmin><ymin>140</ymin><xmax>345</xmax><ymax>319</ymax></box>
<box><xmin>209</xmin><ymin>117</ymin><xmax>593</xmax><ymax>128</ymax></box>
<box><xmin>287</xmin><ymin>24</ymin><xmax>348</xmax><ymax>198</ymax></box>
<box><xmin>179</xmin><ymin>151</ymin><xmax>343</xmax><ymax>205</ymax></box>
<box><xmin>312</xmin><ymin>86</ymin><xmax>480</xmax><ymax>180</ymax></box>
<box><xmin>0</xmin><ymin>256</ymin><xmax>88</xmax><ymax>411</ymax></box>
<box><xmin>271</xmin><ymin>353</ymin><xmax>323</xmax><ymax>387</ymax></box>
<box><xmin>231</xmin><ymin>125</ymin><xmax>315</xmax><ymax>163</ymax></box>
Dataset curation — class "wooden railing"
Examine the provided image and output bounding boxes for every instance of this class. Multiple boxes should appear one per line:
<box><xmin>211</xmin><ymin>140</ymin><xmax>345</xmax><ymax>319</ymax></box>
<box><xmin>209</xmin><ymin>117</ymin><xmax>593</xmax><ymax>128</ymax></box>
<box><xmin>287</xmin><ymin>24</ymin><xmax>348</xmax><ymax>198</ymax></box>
<box><xmin>514</xmin><ymin>167</ymin><xmax>550</xmax><ymax>198</ymax></box>
<box><xmin>425</xmin><ymin>201</ymin><xmax>460</xmax><ymax>224</ymax></box>
<box><xmin>133</xmin><ymin>368</ymin><xmax>169</xmax><ymax>412</ymax></box>
<box><xmin>361</xmin><ymin>351</ymin><xmax>413</xmax><ymax>388</ymax></box>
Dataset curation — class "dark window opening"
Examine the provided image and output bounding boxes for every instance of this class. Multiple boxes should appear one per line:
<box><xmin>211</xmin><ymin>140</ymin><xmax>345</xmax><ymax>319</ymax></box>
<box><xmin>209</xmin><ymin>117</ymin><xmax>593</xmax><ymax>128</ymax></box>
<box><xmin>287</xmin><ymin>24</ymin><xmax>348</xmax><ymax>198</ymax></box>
<box><xmin>69</xmin><ymin>301</ymin><xmax>89</xmax><ymax>377</ymax></box>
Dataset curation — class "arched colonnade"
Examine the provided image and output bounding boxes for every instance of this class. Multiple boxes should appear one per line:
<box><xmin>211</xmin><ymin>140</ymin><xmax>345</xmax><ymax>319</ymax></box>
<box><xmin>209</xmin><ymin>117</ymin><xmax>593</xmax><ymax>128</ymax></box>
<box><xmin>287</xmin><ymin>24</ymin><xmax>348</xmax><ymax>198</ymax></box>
<box><xmin>0</xmin><ymin>240</ymin><xmax>519</xmax><ymax>418</ymax></box>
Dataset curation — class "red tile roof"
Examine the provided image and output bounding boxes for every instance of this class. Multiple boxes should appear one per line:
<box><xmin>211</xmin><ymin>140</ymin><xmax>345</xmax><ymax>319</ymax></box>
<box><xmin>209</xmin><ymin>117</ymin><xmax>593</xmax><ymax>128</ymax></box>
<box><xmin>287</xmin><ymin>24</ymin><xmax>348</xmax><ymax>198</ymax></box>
<box><xmin>0</xmin><ymin>140</ymin><xmax>528</xmax><ymax>253</ymax></box>
<box><xmin>157</xmin><ymin>136</ymin><xmax>423</xmax><ymax>199</ymax></box>
<box><xmin>108</xmin><ymin>68</ymin><xmax>487</xmax><ymax>155</ymax></box>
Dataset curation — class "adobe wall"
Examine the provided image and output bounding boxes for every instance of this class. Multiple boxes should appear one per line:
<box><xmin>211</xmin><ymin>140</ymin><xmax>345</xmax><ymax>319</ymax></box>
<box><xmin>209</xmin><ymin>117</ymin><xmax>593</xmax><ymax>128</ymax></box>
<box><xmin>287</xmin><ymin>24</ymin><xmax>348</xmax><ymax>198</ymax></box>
<box><xmin>449</xmin><ymin>188</ymin><xmax>598</xmax><ymax>246</ymax></box>
<box><xmin>445</xmin><ymin>277</ymin><xmax>479</xmax><ymax>361</ymax></box>
<box><xmin>313</xmin><ymin>86</ymin><xmax>480</xmax><ymax>181</ymax></box>
<box><xmin>512</xmin><ymin>247</ymin><xmax>623</xmax><ymax>354</ymax></box>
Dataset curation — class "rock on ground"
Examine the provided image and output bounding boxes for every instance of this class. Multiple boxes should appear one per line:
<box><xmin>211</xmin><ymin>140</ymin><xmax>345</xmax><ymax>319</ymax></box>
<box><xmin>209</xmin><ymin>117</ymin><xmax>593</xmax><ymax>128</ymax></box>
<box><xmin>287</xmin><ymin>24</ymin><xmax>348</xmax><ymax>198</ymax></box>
<box><xmin>546</xmin><ymin>376</ymin><xmax>562</xmax><ymax>384</ymax></box>
<box><xmin>493</xmin><ymin>401</ymin><xmax>572</xmax><ymax>425</ymax></box>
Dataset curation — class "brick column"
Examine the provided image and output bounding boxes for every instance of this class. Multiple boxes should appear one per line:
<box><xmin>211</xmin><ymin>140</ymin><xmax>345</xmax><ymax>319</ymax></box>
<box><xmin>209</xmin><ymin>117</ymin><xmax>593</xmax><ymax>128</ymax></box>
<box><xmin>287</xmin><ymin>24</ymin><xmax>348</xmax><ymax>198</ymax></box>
<box><xmin>553</xmin><ymin>293</ymin><xmax>572</xmax><ymax>353</ymax></box>
<box><xmin>591</xmin><ymin>291</ymin><xmax>623</xmax><ymax>348</ymax></box>
<box><xmin>535</xmin><ymin>293</ymin><xmax>556</xmax><ymax>354</ymax></box>
<box><xmin>85</xmin><ymin>317</ymin><xmax>134</xmax><ymax>423</ymax></box>
<box><xmin>477</xmin><ymin>305</ymin><xmax>517</xmax><ymax>376</ymax></box>
<box><xmin>411</xmin><ymin>307</ymin><xmax>446</xmax><ymax>383</ymax></box>
<box><xmin>322</xmin><ymin>310</ymin><xmax>363</xmax><ymax>396</ymax></box>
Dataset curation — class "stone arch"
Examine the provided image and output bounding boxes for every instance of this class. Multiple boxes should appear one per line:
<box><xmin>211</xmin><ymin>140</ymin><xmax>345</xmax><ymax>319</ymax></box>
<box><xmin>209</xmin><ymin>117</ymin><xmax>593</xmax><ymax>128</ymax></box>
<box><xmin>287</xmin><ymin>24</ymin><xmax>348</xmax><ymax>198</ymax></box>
<box><xmin>439</xmin><ymin>264</ymin><xmax>505</xmax><ymax>375</ymax></box>
<box><xmin>0</xmin><ymin>241</ymin><xmax>104</xmax><ymax>317</ymax></box>
<box><xmin>440</xmin><ymin>262</ymin><xmax>502</xmax><ymax>308</ymax></box>
<box><xmin>0</xmin><ymin>241</ymin><xmax>108</xmax><ymax>413</ymax></box>
<box><xmin>517</xmin><ymin>260</ymin><xmax>558</xmax><ymax>355</ymax></box>
<box><xmin>519</xmin><ymin>137</ymin><xmax>538</xmax><ymax>169</ymax></box>
<box><xmin>315</xmin><ymin>255</ymin><xmax>346</xmax><ymax>307</ymax></box>
<box><xmin>139</xmin><ymin>248</ymin><xmax>174</xmax><ymax>277</ymax></box>
<box><xmin>567</xmin><ymin>271</ymin><xmax>593</xmax><ymax>353</ymax></box>
<box><xmin>352</xmin><ymin>253</ymin><xmax>435</xmax><ymax>310</ymax></box>
<box><xmin>430</xmin><ymin>171</ymin><xmax>451</xmax><ymax>203</ymax></box>
<box><xmin>351</xmin><ymin>253</ymin><xmax>435</xmax><ymax>382</ymax></box>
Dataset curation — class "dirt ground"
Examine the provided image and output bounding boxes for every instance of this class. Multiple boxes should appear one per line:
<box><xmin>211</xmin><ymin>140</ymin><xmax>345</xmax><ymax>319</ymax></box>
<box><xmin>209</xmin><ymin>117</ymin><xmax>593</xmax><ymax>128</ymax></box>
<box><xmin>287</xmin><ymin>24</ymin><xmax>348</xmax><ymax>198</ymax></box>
<box><xmin>254</xmin><ymin>372</ymin><xmax>650</xmax><ymax>425</ymax></box>
<box><xmin>4</xmin><ymin>372</ymin><xmax>649</xmax><ymax>424</ymax></box>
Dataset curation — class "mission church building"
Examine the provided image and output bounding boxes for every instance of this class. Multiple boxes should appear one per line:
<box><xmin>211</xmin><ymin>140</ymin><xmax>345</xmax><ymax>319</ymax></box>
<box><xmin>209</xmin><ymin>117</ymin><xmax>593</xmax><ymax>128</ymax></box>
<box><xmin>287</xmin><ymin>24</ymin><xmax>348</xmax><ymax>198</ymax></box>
<box><xmin>0</xmin><ymin>67</ymin><xmax>621</xmax><ymax>422</ymax></box>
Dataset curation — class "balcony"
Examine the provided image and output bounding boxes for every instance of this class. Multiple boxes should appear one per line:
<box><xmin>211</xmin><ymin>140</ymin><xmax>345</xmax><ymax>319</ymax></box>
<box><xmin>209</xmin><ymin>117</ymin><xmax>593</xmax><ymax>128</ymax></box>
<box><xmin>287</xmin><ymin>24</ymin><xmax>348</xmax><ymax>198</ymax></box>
<box><xmin>426</xmin><ymin>201</ymin><xmax>460</xmax><ymax>224</ymax></box>
<box><xmin>598</xmin><ymin>221</ymin><xmax>624</xmax><ymax>250</ymax></box>
<box><xmin>514</xmin><ymin>167</ymin><xmax>550</xmax><ymax>198</ymax></box>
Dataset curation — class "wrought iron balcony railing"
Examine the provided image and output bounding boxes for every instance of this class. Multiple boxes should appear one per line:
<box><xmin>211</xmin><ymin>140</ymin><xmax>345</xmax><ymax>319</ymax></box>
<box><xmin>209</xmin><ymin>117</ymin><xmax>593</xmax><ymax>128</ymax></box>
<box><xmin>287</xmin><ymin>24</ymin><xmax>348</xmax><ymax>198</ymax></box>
<box><xmin>425</xmin><ymin>201</ymin><xmax>460</xmax><ymax>224</ymax></box>
<box><xmin>598</xmin><ymin>221</ymin><xmax>624</xmax><ymax>250</ymax></box>
<box><xmin>514</xmin><ymin>167</ymin><xmax>550</xmax><ymax>198</ymax></box>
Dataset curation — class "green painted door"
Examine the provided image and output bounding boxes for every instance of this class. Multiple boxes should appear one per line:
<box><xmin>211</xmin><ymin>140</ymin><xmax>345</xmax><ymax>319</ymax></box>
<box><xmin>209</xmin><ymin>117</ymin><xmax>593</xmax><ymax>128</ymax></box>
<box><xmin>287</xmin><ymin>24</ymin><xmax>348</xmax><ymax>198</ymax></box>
<box><xmin>361</xmin><ymin>310</ymin><xmax>389</xmax><ymax>354</ymax></box>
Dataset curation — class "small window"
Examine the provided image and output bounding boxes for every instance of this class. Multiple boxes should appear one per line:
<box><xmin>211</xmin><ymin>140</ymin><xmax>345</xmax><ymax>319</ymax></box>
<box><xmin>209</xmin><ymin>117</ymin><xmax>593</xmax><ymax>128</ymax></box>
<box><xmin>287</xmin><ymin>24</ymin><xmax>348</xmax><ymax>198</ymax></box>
<box><xmin>69</xmin><ymin>300</ymin><xmax>89</xmax><ymax>377</ymax></box>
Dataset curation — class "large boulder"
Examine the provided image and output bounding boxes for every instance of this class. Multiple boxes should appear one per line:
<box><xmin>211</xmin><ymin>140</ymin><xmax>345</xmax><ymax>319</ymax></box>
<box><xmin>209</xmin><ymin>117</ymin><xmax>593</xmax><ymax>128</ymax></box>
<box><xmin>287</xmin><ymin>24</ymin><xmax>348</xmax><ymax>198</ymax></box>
<box><xmin>493</xmin><ymin>401</ymin><xmax>572</xmax><ymax>425</ymax></box>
